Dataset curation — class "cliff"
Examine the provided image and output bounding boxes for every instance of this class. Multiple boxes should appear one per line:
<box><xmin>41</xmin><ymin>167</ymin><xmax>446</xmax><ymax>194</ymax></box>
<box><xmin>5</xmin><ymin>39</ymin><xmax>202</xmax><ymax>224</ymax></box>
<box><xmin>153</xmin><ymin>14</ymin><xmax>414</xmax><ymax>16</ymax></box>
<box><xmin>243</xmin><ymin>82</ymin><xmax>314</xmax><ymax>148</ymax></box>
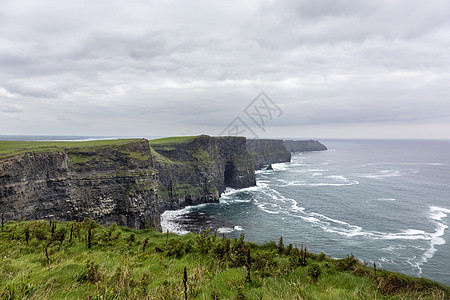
<box><xmin>283</xmin><ymin>140</ymin><xmax>327</xmax><ymax>152</ymax></box>
<box><xmin>150</xmin><ymin>135</ymin><xmax>255</xmax><ymax>211</ymax></box>
<box><xmin>246</xmin><ymin>139</ymin><xmax>291</xmax><ymax>169</ymax></box>
<box><xmin>0</xmin><ymin>136</ymin><xmax>256</xmax><ymax>229</ymax></box>
<box><xmin>0</xmin><ymin>136</ymin><xmax>327</xmax><ymax>230</ymax></box>
<box><xmin>0</xmin><ymin>140</ymin><xmax>160</xmax><ymax>229</ymax></box>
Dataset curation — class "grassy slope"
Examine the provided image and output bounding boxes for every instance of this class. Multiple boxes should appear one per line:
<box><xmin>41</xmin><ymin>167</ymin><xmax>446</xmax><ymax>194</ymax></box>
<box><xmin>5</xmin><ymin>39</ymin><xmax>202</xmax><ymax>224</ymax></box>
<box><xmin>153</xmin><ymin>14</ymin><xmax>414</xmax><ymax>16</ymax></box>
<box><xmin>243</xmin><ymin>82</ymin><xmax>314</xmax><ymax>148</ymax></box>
<box><xmin>148</xmin><ymin>136</ymin><xmax>198</xmax><ymax>145</ymax></box>
<box><xmin>0</xmin><ymin>220</ymin><xmax>448</xmax><ymax>299</ymax></box>
<box><xmin>0</xmin><ymin>135</ymin><xmax>207</xmax><ymax>159</ymax></box>
<box><xmin>0</xmin><ymin>139</ymin><xmax>139</xmax><ymax>159</ymax></box>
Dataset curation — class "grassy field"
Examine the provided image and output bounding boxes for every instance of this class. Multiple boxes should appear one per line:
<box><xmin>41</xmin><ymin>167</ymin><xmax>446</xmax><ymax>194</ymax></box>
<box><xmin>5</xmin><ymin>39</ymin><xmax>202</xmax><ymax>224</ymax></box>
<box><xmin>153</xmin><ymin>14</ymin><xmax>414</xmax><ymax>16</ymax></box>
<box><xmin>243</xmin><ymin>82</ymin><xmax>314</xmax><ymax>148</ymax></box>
<box><xmin>0</xmin><ymin>219</ymin><xmax>448</xmax><ymax>299</ymax></box>
<box><xmin>0</xmin><ymin>135</ymin><xmax>207</xmax><ymax>159</ymax></box>
<box><xmin>148</xmin><ymin>136</ymin><xmax>198</xmax><ymax>145</ymax></box>
<box><xmin>0</xmin><ymin>139</ymin><xmax>140</xmax><ymax>159</ymax></box>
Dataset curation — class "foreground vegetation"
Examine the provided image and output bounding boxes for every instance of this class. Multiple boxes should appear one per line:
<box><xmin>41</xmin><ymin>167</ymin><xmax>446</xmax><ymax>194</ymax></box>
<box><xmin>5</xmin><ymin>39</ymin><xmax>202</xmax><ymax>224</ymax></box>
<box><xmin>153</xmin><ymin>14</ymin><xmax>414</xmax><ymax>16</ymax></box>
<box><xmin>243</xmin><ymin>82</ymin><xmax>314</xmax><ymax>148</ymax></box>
<box><xmin>0</xmin><ymin>219</ymin><xmax>448</xmax><ymax>299</ymax></box>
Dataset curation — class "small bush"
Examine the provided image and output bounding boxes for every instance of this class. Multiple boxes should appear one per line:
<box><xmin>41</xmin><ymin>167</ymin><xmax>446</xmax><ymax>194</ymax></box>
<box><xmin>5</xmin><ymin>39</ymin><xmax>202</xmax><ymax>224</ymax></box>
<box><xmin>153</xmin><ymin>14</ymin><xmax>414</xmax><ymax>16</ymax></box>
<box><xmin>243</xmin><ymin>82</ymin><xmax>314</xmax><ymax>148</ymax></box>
<box><xmin>335</xmin><ymin>253</ymin><xmax>357</xmax><ymax>271</ymax></box>
<box><xmin>166</xmin><ymin>238</ymin><xmax>186</xmax><ymax>258</ymax></box>
<box><xmin>77</xmin><ymin>260</ymin><xmax>102</xmax><ymax>283</ymax></box>
<box><xmin>307</xmin><ymin>263</ymin><xmax>321</xmax><ymax>283</ymax></box>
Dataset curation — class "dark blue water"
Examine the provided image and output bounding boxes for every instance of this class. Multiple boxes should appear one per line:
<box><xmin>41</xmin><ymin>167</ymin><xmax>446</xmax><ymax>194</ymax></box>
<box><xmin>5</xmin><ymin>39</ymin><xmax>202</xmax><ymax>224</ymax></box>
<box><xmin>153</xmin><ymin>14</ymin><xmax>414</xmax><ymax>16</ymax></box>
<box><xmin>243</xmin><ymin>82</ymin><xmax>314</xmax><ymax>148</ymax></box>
<box><xmin>162</xmin><ymin>139</ymin><xmax>450</xmax><ymax>285</ymax></box>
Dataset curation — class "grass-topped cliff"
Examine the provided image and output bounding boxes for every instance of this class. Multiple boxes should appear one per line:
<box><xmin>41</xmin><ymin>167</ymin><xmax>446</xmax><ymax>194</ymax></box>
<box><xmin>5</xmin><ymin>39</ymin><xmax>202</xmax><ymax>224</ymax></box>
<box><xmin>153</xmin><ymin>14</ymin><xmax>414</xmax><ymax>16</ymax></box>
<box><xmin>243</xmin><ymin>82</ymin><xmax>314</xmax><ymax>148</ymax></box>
<box><xmin>0</xmin><ymin>139</ymin><xmax>140</xmax><ymax>159</ymax></box>
<box><xmin>0</xmin><ymin>219</ymin><xmax>448</xmax><ymax>299</ymax></box>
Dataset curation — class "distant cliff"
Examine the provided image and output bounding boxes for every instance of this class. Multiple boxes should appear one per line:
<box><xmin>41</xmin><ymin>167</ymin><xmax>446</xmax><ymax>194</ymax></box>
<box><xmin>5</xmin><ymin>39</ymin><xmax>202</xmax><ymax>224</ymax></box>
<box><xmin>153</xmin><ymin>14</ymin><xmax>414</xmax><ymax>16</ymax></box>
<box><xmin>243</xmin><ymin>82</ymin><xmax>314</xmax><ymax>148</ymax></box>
<box><xmin>246</xmin><ymin>139</ymin><xmax>291</xmax><ymax>169</ymax></box>
<box><xmin>283</xmin><ymin>140</ymin><xmax>327</xmax><ymax>152</ymax></box>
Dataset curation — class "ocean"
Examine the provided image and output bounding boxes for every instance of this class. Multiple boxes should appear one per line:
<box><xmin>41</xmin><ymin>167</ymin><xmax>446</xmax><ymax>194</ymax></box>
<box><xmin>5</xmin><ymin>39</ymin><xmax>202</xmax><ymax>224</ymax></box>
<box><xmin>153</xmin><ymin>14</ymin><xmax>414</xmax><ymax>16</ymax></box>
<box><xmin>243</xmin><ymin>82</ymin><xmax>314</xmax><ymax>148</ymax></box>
<box><xmin>161</xmin><ymin>139</ymin><xmax>450</xmax><ymax>285</ymax></box>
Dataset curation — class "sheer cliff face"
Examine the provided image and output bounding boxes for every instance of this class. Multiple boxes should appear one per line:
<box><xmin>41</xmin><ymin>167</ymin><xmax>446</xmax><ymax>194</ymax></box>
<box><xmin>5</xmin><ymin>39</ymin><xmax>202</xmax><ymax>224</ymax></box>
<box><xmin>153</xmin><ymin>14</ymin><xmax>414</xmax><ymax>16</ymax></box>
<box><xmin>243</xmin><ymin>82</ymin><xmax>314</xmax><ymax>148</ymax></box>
<box><xmin>151</xmin><ymin>136</ymin><xmax>256</xmax><ymax>211</ymax></box>
<box><xmin>0</xmin><ymin>140</ymin><xmax>160</xmax><ymax>229</ymax></box>
<box><xmin>0</xmin><ymin>137</ymin><xmax>257</xmax><ymax>229</ymax></box>
<box><xmin>246</xmin><ymin>139</ymin><xmax>292</xmax><ymax>170</ymax></box>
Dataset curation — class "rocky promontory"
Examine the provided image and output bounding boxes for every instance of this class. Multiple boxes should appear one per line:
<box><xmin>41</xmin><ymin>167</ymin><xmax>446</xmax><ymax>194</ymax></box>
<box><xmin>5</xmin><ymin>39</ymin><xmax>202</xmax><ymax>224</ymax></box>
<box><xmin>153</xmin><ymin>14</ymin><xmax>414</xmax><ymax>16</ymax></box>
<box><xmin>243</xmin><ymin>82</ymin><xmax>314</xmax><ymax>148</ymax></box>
<box><xmin>283</xmin><ymin>140</ymin><xmax>327</xmax><ymax>152</ymax></box>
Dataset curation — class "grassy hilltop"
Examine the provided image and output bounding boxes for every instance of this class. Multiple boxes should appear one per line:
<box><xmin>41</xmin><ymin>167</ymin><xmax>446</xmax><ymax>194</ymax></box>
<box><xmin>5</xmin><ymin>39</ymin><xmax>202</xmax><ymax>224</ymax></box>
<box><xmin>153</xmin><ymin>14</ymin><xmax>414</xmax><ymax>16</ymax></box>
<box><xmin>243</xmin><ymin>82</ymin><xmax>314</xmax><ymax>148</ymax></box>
<box><xmin>0</xmin><ymin>139</ymin><xmax>140</xmax><ymax>159</ymax></box>
<box><xmin>0</xmin><ymin>219</ymin><xmax>448</xmax><ymax>299</ymax></box>
<box><xmin>0</xmin><ymin>136</ymin><xmax>199</xmax><ymax>159</ymax></box>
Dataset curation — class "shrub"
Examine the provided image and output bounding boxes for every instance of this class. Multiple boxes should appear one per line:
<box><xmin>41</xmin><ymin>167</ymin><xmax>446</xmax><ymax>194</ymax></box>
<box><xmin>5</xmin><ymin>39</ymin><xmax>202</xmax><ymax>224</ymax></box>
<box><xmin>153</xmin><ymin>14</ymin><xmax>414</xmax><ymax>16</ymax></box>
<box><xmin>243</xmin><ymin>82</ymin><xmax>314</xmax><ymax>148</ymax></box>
<box><xmin>318</xmin><ymin>251</ymin><xmax>326</xmax><ymax>261</ymax></box>
<box><xmin>277</xmin><ymin>236</ymin><xmax>284</xmax><ymax>255</ymax></box>
<box><xmin>196</xmin><ymin>229</ymin><xmax>212</xmax><ymax>255</ymax></box>
<box><xmin>166</xmin><ymin>238</ymin><xmax>186</xmax><ymax>258</ymax></box>
<box><xmin>77</xmin><ymin>260</ymin><xmax>102</xmax><ymax>283</ymax></box>
<box><xmin>253</xmin><ymin>250</ymin><xmax>278</xmax><ymax>277</ymax></box>
<box><xmin>335</xmin><ymin>253</ymin><xmax>357</xmax><ymax>271</ymax></box>
<box><xmin>31</xmin><ymin>222</ymin><xmax>48</xmax><ymax>241</ymax></box>
<box><xmin>231</xmin><ymin>233</ymin><xmax>248</xmax><ymax>267</ymax></box>
<box><xmin>307</xmin><ymin>263</ymin><xmax>321</xmax><ymax>282</ymax></box>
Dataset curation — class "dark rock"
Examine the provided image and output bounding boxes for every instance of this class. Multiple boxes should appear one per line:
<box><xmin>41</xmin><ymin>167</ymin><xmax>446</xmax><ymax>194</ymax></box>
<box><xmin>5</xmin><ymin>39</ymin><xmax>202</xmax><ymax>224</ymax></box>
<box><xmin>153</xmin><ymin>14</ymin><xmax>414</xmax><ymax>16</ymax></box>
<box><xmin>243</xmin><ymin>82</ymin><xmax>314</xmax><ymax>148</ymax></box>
<box><xmin>246</xmin><ymin>139</ymin><xmax>291</xmax><ymax>170</ymax></box>
<box><xmin>266</xmin><ymin>164</ymin><xmax>273</xmax><ymax>170</ymax></box>
<box><xmin>152</xmin><ymin>135</ymin><xmax>256</xmax><ymax>212</ymax></box>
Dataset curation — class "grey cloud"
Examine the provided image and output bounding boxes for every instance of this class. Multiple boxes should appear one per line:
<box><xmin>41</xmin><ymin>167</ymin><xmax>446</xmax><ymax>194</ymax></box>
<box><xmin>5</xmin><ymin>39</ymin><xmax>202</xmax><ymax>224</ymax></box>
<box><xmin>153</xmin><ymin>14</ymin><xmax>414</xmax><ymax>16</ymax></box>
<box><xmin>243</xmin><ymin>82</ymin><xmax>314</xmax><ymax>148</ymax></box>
<box><xmin>1</xmin><ymin>0</ymin><xmax>450</xmax><ymax>138</ymax></box>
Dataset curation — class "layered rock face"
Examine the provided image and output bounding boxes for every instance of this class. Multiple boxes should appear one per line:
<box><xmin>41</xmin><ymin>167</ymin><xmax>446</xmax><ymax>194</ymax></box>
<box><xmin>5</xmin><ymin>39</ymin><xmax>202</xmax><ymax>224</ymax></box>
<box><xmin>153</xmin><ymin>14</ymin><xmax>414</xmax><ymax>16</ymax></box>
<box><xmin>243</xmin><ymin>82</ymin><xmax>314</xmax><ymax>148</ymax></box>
<box><xmin>151</xmin><ymin>136</ymin><xmax>255</xmax><ymax>211</ymax></box>
<box><xmin>283</xmin><ymin>140</ymin><xmax>327</xmax><ymax>152</ymax></box>
<box><xmin>0</xmin><ymin>140</ymin><xmax>160</xmax><ymax>229</ymax></box>
<box><xmin>246</xmin><ymin>139</ymin><xmax>292</xmax><ymax>169</ymax></box>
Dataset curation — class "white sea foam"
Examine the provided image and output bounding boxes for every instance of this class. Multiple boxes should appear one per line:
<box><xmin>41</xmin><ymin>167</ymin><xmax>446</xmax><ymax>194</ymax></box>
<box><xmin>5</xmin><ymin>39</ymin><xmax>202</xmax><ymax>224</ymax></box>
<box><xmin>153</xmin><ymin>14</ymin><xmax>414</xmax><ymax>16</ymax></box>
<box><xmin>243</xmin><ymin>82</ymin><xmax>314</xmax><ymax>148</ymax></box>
<box><xmin>307</xmin><ymin>180</ymin><xmax>359</xmax><ymax>187</ymax></box>
<box><xmin>325</xmin><ymin>175</ymin><xmax>347</xmax><ymax>181</ymax></box>
<box><xmin>217</xmin><ymin>227</ymin><xmax>234</xmax><ymax>233</ymax></box>
<box><xmin>291</xmin><ymin>202</ymin><xmax>305</xmax><ymax>212</ymax></box>
<box><xmin>429</xmin><ymin>206</ymin><xmax>450</xmax><ymax>221</ymax></box>
<box><xmin>361</xmin><ymin>170</ymin><xmax>401</xmax><ymax>179</ymax></box>
<box><xmin>224</xmin><ymin>187</ymin><xmax>238</xmax><ymax>194</ymax></box>
<box><xmin>272</xmin><ymin>162</ymin><xmax>290</xmax><ymax>171</ymax></box>
<box><xmin>256</xmin><ymin>203</ymin><xmax>281</xmax><ymax>214</ymax></box>
<box><xmin>276</xmin><ymin>179</ymin><xmax>359</xmax><ymax>187</ymax></box>
<box><xmin>234</xmin><ymin>225</ymin><xmax>244</xmax><ymax>231</ymax></box>
<box><xmin>416</xmin><ymin>206</ymin><xmax>450</xmax><ymax>269</ymax></box>
<box><xmin>160</xmin><ymin>209</ymin><xmax>190</xmax><ymax>235</ymax></box>
<box><xmin>376</xmin><ymin>198</ymin><xmax>396</xmax><ymax>201</ymax></box>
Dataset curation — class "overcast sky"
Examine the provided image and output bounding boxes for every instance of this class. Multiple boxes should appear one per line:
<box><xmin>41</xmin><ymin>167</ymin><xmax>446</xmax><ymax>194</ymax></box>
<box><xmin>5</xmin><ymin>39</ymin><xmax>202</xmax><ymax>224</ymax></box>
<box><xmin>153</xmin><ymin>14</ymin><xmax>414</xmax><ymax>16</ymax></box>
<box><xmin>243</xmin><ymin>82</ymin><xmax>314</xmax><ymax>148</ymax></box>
<box><xmin>1</xmin><ymin>0</ymin><xmax>450</xmax><ymax>139</ymax></box>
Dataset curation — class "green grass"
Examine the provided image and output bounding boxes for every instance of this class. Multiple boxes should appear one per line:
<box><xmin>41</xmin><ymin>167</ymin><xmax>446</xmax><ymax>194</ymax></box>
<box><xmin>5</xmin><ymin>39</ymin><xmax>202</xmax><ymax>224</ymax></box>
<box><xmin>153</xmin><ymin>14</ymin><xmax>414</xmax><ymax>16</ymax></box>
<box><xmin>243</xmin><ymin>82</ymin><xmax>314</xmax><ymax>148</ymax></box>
<box><xmin>0</xmin><ymin>139</ymin><xmax>139</xmax><ymax>159</ymax></box>
<box><xmin>0</xmin><ymin>220</ymin><xmax>448</xmax><ymax>299</ymax></box>
<box><xmin>148</xmin><ymin>136</ymin><xmax>199</xmax><ymax>145</ymax></box>
<box><xmin>149</xmin><ymin>148</ymin><xmax>178</xmax><ymax>165</ymax></box>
